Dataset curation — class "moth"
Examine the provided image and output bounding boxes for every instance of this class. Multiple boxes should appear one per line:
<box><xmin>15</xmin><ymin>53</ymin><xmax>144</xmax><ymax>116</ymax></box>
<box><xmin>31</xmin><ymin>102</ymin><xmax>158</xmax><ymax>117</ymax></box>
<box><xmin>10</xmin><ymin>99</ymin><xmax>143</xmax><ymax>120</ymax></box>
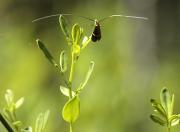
<box><xmin>32</xmin><ymin>13</ymin><xmax>148</xmax><ymax>42</ymax></box>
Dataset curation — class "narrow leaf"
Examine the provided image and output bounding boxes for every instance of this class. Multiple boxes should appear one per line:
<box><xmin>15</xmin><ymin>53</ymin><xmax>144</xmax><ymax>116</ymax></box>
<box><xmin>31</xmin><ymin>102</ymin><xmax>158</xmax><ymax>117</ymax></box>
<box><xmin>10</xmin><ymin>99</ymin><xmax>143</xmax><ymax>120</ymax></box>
<box><xmin>81</xmin><ymin>36</ymin><xmax>91</xmax><ymax>50</ymax></box>
<box><xmin>170</xmin><ymin>115</ymin><xmax>180</xmax><ymax>126</ymax></box>
<box><xmin>15</xmin><ymin>97</ymin><xmax>24</xmax><ymax>109</ymax></box>
<box><xmin>35</xmin><ymin>110</ymin><xmax>49</xmax><ymax>132</ymax></box>
<box><xmin>170</xmin><ymin>94</ymin><xmax>174</xmax><ymax>117</ymax></box>
<box><xmin>60</xmin><ymin>86</ymin><xmax>76</xmax><ymax>97</ymax></box>
<box><xmin>160</xmin><ymin>87</ymin><xmax>172</xmax><ymax>117</ymax></box>
<box><xmin>77</xmin><ymin>61</ymin><xmax>94</xmax><ymax>92</ymax></box>
<box><xmin>13</xmin><ymin>120</ymin><xmax>22</xmax><ymax>127</ymax></box>
<box><xmin>72</xmin><ymin>24</ymin><xmax>82</xmax><ymax>44</ymax></box>
<box><xmin>171</xmin><ymin>118</ymin><xmax>180</xmax><ymax>126</ymax></box>
<box><xmin>150</xmin><ymin>99</ymin><xmax>166</xmax><ymax>118</ymax></box>
<box><xmin>59</xmin><ymin>50</ymin><xmax>68</xmax><ymax>73</ymax></box>
<box><xmin>36</xmin><ymin>39</ymin><xmax>58</xmax><ymax>67</ymax></box>
<box><xmin>42</xmin><ymin>110</ymin><xmax>50</xmax><ymax>130</ymax></box>
<box><xmin>5</xmin><ymin>89</ymin><xmax>14</xmax><ymax>107</ymax></box>
<box><xmin>35</xmin><ymin>113</ymin><xmax>43</xmax><ymax>132</ymax></box>
<box><xmin>3</xmin><ymin>108</ymin><xmax>13</xmax><ymax>122</ymax></box>
<box><xmin>59</xmin><ymin>15</ymin><xmax>70</xmax><ymax>38</ymax></box>
<box><xmin>150</xmin><ymin>114</ymin><xmax>166</xmax><ymax>126</ymax></box>
<box><xmin>62</xmin><ymin>96</ymin><xmax>80</xmax><ymax>123</ymax></box>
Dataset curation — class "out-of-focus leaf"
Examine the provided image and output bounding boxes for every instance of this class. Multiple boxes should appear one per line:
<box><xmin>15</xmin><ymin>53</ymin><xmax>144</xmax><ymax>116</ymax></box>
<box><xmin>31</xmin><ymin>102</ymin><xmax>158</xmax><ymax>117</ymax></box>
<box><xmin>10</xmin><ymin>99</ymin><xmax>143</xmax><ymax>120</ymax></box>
<box><xmin>60</xmin><ymin>86</ymin><xmax>75</xmax><ymax>97</ymax></box>
<box><xmin>35</xmin><ymin>113</ymin><xmax>43</xmax><ymax>132</ymax></box>
<box><xmin>160</xmin><ymin>87</ymin><xmax>172</xmax><ymax>117</ymax></box>
<box><xmin>35</xmin><ymin>110</ymin><xmax>49</xmax><ymax>132</ymax></box>
<box><xmin>150</xmin><ymin>99</ymin><xmax>166</xmax><ymax>118</ymax></box>
<box><xmin>77</xmin><ymin>61</ymin><xmax>94</xmax><ymax>92</ymax></box>
<box><xmin>170</xmin><ymin>115</ymin><xmax>180</xmax><ymax>126</ymax></box>
<box><xmin>62</xmin><ymin>96</ymin><xmax>80</xmax><ymax>123</ymax></box>
<box><xmin>42</xmin><ymin>110</ymin><xmax>50</xmax><ymax>130</ymax></box>
<box><xmin>15</xmin><ymin>97</ymin><xmax>24</xmax><ymax>109</ymax></box>
<box><xmin>13</xmin><ymin>120</ymin><xmax>22</xmax><ymax>127</ymax></box>
<box><xmin>36</xmin><ymin>39</ymin><xmax>58</xmax><ymax>68</ymax></box>
<box><xmin>171</xmin><ymin>94</ymin><xmax>174</xmax><ymax>117</ymax></box>
<box><xmin>3</xmin><ymin>108</ymin><xmax>12</xmax><ymax>121</ymax></box>
<box><xmin>59</xmin><ymin>50</ymin><xmax>68</xmax><ymax>73</ymax></box>
<box><xmin>59</xmin><ymin>15</ymin><xmax>70</xmax><ymax>38</ymax></box>
<box><xmin>171</xmin><ymin>118</ymin><xmax>180</xmax><ymax>126</ymax></box>
<box><xmin>150</xmin><ymin>114</ymin><xmax>166</xmax><ymax>126</ymax></box>
<box><xmin>81</xmin><ymin>36</ymin><xmax>91</xmax><ymax>50</ymax></box>
<box><xmin>5</xmin><ymin>89</ymin><xmax>14</xmax><ymax>107</ymax></box>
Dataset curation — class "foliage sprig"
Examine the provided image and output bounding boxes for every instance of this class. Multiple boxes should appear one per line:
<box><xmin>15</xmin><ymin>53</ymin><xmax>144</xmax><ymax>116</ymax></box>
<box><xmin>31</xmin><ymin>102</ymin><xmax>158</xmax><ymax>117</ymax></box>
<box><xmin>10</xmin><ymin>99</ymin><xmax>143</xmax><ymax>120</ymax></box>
<box><xmin>36</xmin><ymin>15</ymin><xmax>94</xmax><ymax>132</ymax></box>
<box><xmin>150</xmin><ymin>87</ymin><xmax>180</xmax><ymax>132</ymax></box>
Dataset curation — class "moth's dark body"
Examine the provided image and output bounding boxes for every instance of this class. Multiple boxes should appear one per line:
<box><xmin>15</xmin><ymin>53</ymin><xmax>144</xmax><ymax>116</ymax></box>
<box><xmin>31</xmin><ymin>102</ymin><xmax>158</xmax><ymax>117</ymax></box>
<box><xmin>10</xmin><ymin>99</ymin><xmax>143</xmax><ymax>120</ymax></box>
<box><xmin>91</xmin><ymin>20</ymin><xmax>101</xmax><ymax>42</ymax></box>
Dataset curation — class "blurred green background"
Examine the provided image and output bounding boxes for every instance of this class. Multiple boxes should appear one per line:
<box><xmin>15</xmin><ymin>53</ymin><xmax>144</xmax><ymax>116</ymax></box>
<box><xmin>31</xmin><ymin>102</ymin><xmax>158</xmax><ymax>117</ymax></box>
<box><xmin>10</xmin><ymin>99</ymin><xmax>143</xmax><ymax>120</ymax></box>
<box><xmin>0</xmin><ymin>0</ymin><xmax>180</xmax><ymax>132</ymax></box>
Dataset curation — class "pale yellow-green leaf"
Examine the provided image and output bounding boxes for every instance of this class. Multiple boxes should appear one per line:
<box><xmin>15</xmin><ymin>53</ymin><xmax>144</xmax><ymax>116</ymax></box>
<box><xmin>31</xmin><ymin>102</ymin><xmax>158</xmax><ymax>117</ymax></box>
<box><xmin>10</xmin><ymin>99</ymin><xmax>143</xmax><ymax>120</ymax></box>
<box><xmin>59</xmin><ymin>50</ymin><xmax>68</xmax><ymax>73</ymax></box>
<box><xmin>72</xmin><ymin>24</ymin><xmax>82</xmax><ymax>44</ymax></box>
<box><xmin>81</xmin><ymin>36</ymin><xmax>91</xmax><ymax>50</ymax></box>
<box><xmin>60</xmin><ymin>86</ymin><xmax>76</xmax><ymax>97</ymax></box>
<box><xmin>15</xmin><ymin>97</ymin><xmax>24</xmax><ymax>109</ymax></box>
<box><xmin>62</xmin><ymin>96</ymin><xmax>80</xmax><ymax>123</ymax></box>
<box><xmin>59</xmin><ymin>15</ymin><xmax>70</xmax><ymax>38</ymax></box>
<box><xmin>77</xmin><ymin>61</ymin><xmax>94</xmax><ymax>92</ymax></box>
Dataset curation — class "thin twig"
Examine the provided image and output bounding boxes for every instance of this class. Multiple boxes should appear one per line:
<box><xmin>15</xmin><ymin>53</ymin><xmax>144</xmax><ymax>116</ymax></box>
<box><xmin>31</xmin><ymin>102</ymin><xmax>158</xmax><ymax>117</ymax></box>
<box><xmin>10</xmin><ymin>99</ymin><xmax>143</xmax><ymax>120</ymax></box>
<box><xmin>0</xmin><ymin>112</ymin><xmax>14</xmax><ymax>132</ymax></box>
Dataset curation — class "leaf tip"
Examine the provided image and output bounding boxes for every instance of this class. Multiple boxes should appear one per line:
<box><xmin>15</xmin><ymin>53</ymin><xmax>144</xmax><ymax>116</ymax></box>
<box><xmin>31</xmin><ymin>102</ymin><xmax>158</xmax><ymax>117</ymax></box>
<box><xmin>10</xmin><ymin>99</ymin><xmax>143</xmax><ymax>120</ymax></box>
<box><xmin>36</xmin><ymin>39</ymin><xmax>43</xmax><ymax>48</ymax></box>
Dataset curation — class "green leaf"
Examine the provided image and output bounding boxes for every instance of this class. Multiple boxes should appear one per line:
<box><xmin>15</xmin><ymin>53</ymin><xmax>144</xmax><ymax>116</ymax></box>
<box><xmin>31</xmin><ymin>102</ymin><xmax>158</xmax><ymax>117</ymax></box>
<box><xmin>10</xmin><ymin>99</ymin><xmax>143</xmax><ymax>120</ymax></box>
<box><xmin>59</xmin><ymin>15</ymin><xmax>70</xmax><ymax>38</ymax></box>
<box><xmin>36</xmin><ymin>39</ymin><xmax>58</xmax><ymax>68</ymax></box>
<box><xmin>150</xmin><ymin>114</ymin><xmax>166</xmax><ymax>126</ymax></box>
<box><xmin>150</xmin><ymin>99</ymin><xmax>166</xmax><ymax>118</ymax></box>
<box><xmin>35</xmin><ymin>113</ymin><xmax>43</xmax><ymax>132</ymax></box>
<box><xmin>35</xmin><ymin>110</ymin><xmax>49</xmax><ymax>132</ymax></box>
<box><xmin>60</xmin><ymin>86</ymin><xmax>76</xmax><ymax>97</ymax></box>
<box><xmin>171</xmin><ymin>118</ymin><xmax>180</xmax><ymax>126</ymax></box>
<box><xmin>170</xmin><ymin>94</ymin><xmax>174</xmax><ymax>117</ymax></box>
<box><xmin>160</xmin><ymin>87</ymin><xmax>172</xmax><ymax>117</ymax></box>
<box><xmin>170</xmin><ymin>115</ymin><xmax>180</xmax><ymax>126</ymax></box>
<box><xmin>15</xmin><ymin>97</ymin><xmax>24</xmax><ymax>109</ymax></box>
<box><xmin>13</xmin><ymin>120</ymin><xmax>22</xmax><ymax>127</ymax></box>
<box><xmin>3</xmin><ymin>108</ymin><xmax>12</xmax><ymax>121</ymax></box>
<box><xmin>62</xmin><ymin>96</ymin><xmax>80</xmax><ymax>123</ymax></box>
<box><xmin>42</xmin><ymin>110</ymin><xmax>50</xmax><ymax>130</ymax></box>
<box><xmin>5</xmin><ymin>89</ymin><xmax>14</xmax><ymax>107</ymax></box>
<box><xmin>59</xmin><ymin>50</ymin><xmax>68</xmax><ymax>73</ymax></box>
<box><xmin>71</xmin><ymin>24</ymin><xmax>83</xmax><ymax>44</ymax></box>
<box><xmin>77</xmin><ymin>61</ymin><xmax>94</xmax><ymax>92</ymax></box>
<box><xmin>81</xmin><ymin>36</ymin><xmax>91</xmax><ymax>50</ymax></box>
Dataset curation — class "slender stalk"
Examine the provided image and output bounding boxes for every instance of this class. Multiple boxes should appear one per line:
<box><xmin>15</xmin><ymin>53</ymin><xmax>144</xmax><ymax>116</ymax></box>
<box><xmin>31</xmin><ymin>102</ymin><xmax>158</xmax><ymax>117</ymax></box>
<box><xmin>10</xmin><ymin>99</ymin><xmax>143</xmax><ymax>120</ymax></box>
<box><xmin>70</xmin><ymin>123</ymin><xmax>73</xmax><ymax>132</ymax></box>
<box><xmin>68</xmin><ymin>53</ymin><xmax>75</xmax><ymax>99</ymax></box>
<box><xmin>167</xmin><ymin>127</ymin><xmax>171</xmax><ymax>132</ymax></box>
<box><xmin>69</xmin><ymin>53</ymin><xmax>75</xmax><ymax>84</ymax></box>
<box><xmin>68</xmin><ymin>52</ymin><xmax>76</xmax><ymax>132</ymax></box>
<box><xmin>0</xmin><ymin>113</ymin><xmax>14</xmax><ymax>132</ymax></box>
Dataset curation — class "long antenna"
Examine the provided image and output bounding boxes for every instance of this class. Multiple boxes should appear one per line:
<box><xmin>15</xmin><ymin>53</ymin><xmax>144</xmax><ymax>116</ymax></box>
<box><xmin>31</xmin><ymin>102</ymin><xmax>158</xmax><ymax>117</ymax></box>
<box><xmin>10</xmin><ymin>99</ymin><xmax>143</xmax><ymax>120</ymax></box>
<box><xmin>32</xmin><ymin>13</ymin><xmax>95</xmax><ymax>23</ymax></box>
<box><xmin>99</xmin><ymin>14</ymin><xmax>148</xmax><ymax>23</ymax></box>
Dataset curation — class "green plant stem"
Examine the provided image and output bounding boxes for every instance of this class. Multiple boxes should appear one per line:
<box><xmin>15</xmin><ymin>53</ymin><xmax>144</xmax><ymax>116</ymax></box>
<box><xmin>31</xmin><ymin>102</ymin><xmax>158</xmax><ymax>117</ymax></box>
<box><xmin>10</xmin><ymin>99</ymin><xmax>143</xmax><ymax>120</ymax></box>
<box><xmin>68</xmin><ymin>53</ymin><xmax>75</xmax><ymax>99</ymax></box>
<box><xmin>167</xmin><ymin>127</ymin><xmax>171</xmax><ymax>132</ymax></box>
<box><xmin>70</xmin><ymin>123</ymin><xmax>73</xmax><ymax>132</ymax></box>
<box><xmin>0</xmin><ymin>113</ymin><xmax>14</xmax><ymax>132</ymax></box>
